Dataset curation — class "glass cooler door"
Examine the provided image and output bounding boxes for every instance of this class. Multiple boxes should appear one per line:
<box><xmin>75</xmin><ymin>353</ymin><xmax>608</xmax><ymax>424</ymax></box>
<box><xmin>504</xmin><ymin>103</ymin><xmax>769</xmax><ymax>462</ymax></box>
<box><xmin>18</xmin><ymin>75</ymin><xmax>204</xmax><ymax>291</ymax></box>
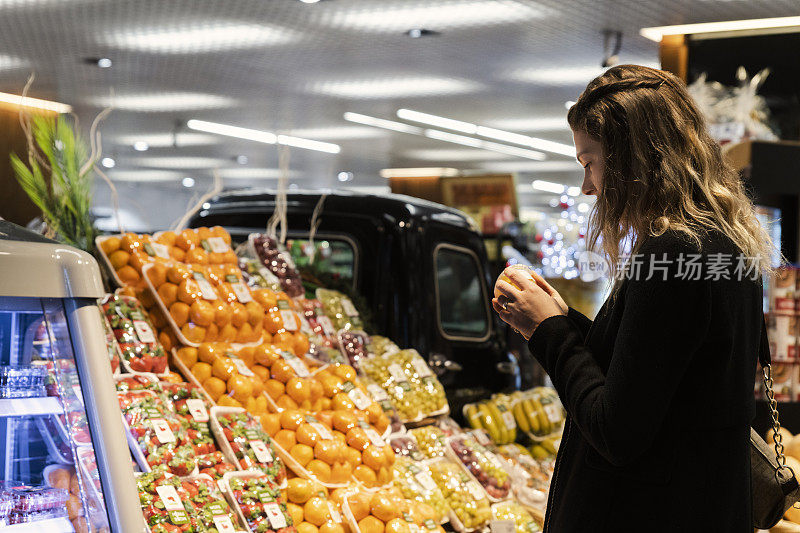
<box><xmin>0</xmin><ymin>297</ymin><xmax>110</xmax><ymax>532</ymax></box>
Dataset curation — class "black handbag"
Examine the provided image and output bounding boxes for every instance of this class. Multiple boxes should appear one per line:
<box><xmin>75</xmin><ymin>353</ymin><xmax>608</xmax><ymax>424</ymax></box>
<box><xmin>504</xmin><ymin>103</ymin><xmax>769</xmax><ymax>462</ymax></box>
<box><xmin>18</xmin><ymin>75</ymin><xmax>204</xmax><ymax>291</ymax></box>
<box><xmin>752</xmin><ymin>315</ymin><xmax>800</xmax><ymax>529</ymax></box>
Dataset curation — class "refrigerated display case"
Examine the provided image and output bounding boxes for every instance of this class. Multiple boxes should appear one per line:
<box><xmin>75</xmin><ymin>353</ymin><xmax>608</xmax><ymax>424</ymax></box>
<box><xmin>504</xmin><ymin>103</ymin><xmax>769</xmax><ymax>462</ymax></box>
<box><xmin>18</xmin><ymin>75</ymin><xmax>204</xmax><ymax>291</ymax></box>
<box><xmin>0</xmin><ymin>221</ymin><xmax>143</xmax><ymax>532</ymax></box>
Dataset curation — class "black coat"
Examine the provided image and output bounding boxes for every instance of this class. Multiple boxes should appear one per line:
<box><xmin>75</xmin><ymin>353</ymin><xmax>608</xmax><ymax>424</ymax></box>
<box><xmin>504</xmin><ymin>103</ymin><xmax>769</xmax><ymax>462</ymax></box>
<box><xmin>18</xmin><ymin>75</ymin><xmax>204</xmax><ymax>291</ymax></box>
<box><xmin>528</xmin><ymin>230</ymin><xmax>761</xmax><ymax>532</ymax></box>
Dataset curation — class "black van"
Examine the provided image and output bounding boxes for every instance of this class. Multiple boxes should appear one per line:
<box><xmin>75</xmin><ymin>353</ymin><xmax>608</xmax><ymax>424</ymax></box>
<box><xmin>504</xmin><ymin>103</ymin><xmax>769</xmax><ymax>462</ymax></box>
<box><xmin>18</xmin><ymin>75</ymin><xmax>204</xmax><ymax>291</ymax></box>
<box><xmin>189</xmin><ymin>188</ymin><xmax>518</xmax><ymax>416</ymax></box>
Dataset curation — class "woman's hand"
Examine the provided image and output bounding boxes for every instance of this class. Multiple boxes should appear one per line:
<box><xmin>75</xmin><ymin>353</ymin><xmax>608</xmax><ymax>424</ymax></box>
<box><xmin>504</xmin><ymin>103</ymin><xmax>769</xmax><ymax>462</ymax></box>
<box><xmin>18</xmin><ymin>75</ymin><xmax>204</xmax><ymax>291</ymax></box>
<box><xmin>492</xmin><ymin>267</ymin><xmax>566</xmax><ymax>340</ymax></box>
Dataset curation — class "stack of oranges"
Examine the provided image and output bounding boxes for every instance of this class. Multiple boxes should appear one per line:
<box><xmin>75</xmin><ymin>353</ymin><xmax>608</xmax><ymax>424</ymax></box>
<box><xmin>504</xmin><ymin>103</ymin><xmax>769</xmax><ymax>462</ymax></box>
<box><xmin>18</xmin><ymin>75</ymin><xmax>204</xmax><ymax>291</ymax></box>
<box><xmin>344</xmin><ymin>487</ymin><xmax>446</xmax><ymax>533</ymax></box>
<box><xmin>285</xmin><ymin>476</ymin><xmax>349</xmax><ymax>533</ymax></box>
<box><xmin>150</xmin><ymin>227</ymin><xmax>238</xmax><ymax>266</ymax></box>
<box><xmin>99</xmin><ymin>232</ymin><xmax>172</xmax><ymax>288</ymax></box>
<box><xmin>311</xmin><ymin>366</ymin><xmax>391</xmax><ymax>435</ymax></box>
<box><xmin>260</xmin><ymin>408</ymin><xmax>395</xmax><ymax>488</ymax></box>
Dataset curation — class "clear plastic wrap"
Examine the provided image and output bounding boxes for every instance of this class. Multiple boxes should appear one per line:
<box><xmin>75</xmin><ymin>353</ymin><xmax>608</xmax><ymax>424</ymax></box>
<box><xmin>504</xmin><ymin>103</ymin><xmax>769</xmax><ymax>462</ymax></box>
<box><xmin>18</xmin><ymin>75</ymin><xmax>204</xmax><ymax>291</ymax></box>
<box><xmin>100</xmin><ymin>293</ymin><xmax>169</xmax><ymax>374</ymax></box>
<box><xmin>428</xmin><ymin>460</ymin><xmax>490</xmax><ymax>532</ymax></box>
<box><xmin>491</xmin><ymin>500</ymin><xmax>542</xmax><ymax>533</ymax></box>
<box><xmin>212</xmin><ymin>407</ymin><xmax>287</xmax><ymax>482</ymax></box>
<box><xmin>409</xmin><ymin>426</ymin><xmax>447</xmax><ymax>459</ymax></box>
<box><xmin>224</xmin><ymin>472</ymin><xmax>297</xmax><ymax>533</ymax></box>
<box><xmin>317</xmin><ymin>288</ymin><xmax>364</xmax><ymax>331</ymax></box>
<box><xmin>446</xmin><ymin>434</ymin><xmax>511</xmax><ymax>501</ymax></box>
<box><xmin>249</xmin><ymin>233</ymin><xmax>305</xmax><ymax>298</ymax></box>
<box><xmin>392</xmin><ymin>456</ymin><xmax>450</xmax><ymax>523</ymax></box>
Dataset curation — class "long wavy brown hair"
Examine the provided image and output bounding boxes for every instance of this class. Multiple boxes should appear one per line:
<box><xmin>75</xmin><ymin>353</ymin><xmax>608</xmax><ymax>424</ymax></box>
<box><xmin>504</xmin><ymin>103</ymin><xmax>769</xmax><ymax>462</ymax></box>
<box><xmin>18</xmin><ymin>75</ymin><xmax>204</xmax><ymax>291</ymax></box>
<box><xmin>567</xmin><ymin>64</ymin><xmax>775</xmax><ymax>281</ymax></box>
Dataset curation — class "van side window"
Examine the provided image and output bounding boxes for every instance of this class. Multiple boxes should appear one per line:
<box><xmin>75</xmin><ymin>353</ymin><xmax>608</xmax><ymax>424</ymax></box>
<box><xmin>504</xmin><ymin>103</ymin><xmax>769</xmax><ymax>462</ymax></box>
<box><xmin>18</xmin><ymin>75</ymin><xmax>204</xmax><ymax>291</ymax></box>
<box><xmin>434</xmin><ymin>245</ymin><xmax>489</xmax><ymax>339</ymax></box>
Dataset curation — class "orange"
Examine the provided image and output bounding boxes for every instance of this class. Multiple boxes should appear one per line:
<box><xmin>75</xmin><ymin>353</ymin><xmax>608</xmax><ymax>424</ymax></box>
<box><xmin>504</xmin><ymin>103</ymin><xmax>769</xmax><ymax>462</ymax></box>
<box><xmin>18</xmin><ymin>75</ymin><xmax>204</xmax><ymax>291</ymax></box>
<box><xmin>280</xmin><ymin>410</ymin><xmax>305</xmax><ymax>431</ymax></box>
<box><xmin>177</xmin><ymin>279</ymin><xmax>202</xmax><ymax>305</ymax></box>
<box><xmin>212</xmin><ymin>357</ymin><xmax>237</xmax><ymax>381</ymax></box>
<box><xmin>370</xmin><ymin>493</ymin><xmax>399</xmax><ymax>522</ymax></box>
<box><xmin>330</xmin><ymin>461</ymin><xmax>352</xmax><ymax>484</ymax></box>
<box><xmin>120</xmin><ymin>233</ymin><xmax>142</xmax><ymax>254</ymax></box>
<box><xmin>169</xmin><ymin>247</ymin><xmax>186</xmax><ymax>262</ymax></box>
<box><xmin>196</xmin><ymin>227</ymin><xmax>212</xmax><ymax>241</ymax></box>
<box><xmin>365</xmin><ymin>403</ymin><xmax>383</xmax><ymax>425</ymax></box>
<box><xmin>238</xmin><ymin>346</ymin><xmax>255</xmax><ymax>367</ymax></box>
<box><xmin>205</xmin><ymin>322</ymin><xmax>219</xmax><ymax>341</ymax></box>
<box><xmin>146</xmin><ymin>262</ymin><xmax>167</xmax><ymax>288</ymax></box>
<box><xmin>274</xmin><ymin>331</ymin><xmax>295</xmax><ymax>350</ymax></box>
<box><xmin>157</xmin><ymin>283</ymin><xmax>179</xmax><ymax>308</ymax></box>
<box><xmin>246</xmin><ymin>396</ymin><xmax>258</xmax><ymax>413</ymax></box>
<box><xmin>277</xmin><ymin>395</ymin><xmax>299</xmax><ymax>410</ymax></box>
<box><xmin>348</xmin><ymin>492</ymin><xmax>371</xmax><ymax>522</ymax></box>
<box><xmin>208</xmin><ymin>251</ymin><xmax>225</xmax><ymax>264</ymax></box>
<box><xmin>149</xmin><ymin>308</ymin><xmax>167</xmax><ymax>329</ymax></box>
<box><xmin>353</xmin><ymin>465</ymin><xmax>376</xmax><ymax>487</ymax></box>
<box><xmin>296</xmin><ymin>424</ymin><xmax>320</xmax><ymax>447</ymax></box>
<box><xmin>100</xmin><ymin>236</ymin><xmax>121</xmax><ymax>255</ymax></box>
<box><xmin>202</xmin><ymin>376</ymin><xmax>226</xmax><ymax>402</ymax></box>
<box><xmin>261</xmin><ymin>413</ymin><xmax>281</xmax><ymax>436</ymax></box>
<box><xmin>191</xmin><ymin>362</ymin><xmax>213</xmax><ymax>383</ymax></box>
<box><xmin>185</xmin><ymin>247</ymin><xmax>209</xmax><ymax>265</ymax></box>
<box><xmin>181</xmin><ymin>322</ymin><xmax>206</xmax><ymax>343</ymax></box>
<box><xmin>291</xmin><ymin>443</ymin><xmax>314</xmax><ymax>467</ymax></box>
<box><xmin>175</xmin><ymin>229</ymin><xmax>198</xmax><ymax>251</ymax></box>
<box><xmin>156</xmin><ymin>231</ymin><xmax>177</xmax><ymax>246</ymax></box>
<box><xmin>309</xmin><ymin>380</ymin><xmax>323</xmax><ymax>402</ymax></box>
<box><xmin>332</xmin><ymin>365</ymin><xmax>357</xmax><ymax>382</ymax></box>
<box><xmin>287</xmin><ymin>478</ymin><xmax>315</xmax><ymax>505</ymax></box>
<box><xmin>318</xmin><ymin>397</ymin><xmax>332</xmax><ymax>412</ymax></box>
<box><xmin>227</xmin><ymin>374</ymin><xmax>253</xmax><ymax>403</ymax></box>
<box><xmin>254</xmin><ymin>345</ymin><xmax>280</xmax><ymax>367</ymax></box>
<box><xmin>218</xmin><ymin>395</ymin><xmax>242</xmax><ymax>408</ymax></box>
<box><xmin>253</xmin><ymin>288</ymin><xmax>278</xmax><ymax>310</ymax></box>
<box><xmin>128</xmin><ymin>252</ymin><xmax>148</xmax><ymax>273</ymax></box>
<box><xmin>271</xmin><ymin>361</ymin><xmax>295</xmax><ymax>384</ymax></box>
<box><xmin>306</xmin><ymin>461</ymin><xmax>332</xmax><ymax>485</ymax></box>
<box><xmin>218</xmin><ymin>323</ymin><xmax>237</xmax><ymax>342</ymax></box>
<box><xmin>274</xmin><ymin>429</ymin><xmax>296</xmax><ymax>450</ymax></box>
<box><xmin>159</xmin><ymin>330</ymin><xmax>176</xmax><ymax>352</ymax></box>
<box><xmin>108</xmin><ymin>249</ymin><xmax>130</xmax><ymax>270</ymax></box>
<box><xmin>169</xmin><ymin>302</ymin><xmax>191</xmax><ymax>327</ymax></box>
<box><xmin>175</xmin><ymin>346</ymin><xmax>198</xmax><ymax>368</ymax></box>
<box><xmin>197</xmin><ymin>343</ymin><xmax>219</xmax><ymax>364</ymax></box>
<box><xmin>117</xmin><ymin>286</ymin><xmax>137</xmax><ymax>298</ymax></box>
<box><xmin>230</xmin><ymin>302</ymin><xmax>248</xmax><ymax>328</ymax></box>
<box><xmin>294</xmin><ymin>333</ymin><xmax>311</xmax><ymax>357</ymax></box>
<box><xmin>361</xmin><ymin>446</ymin><xmax>386</xmax><ymax>471</ymax></box>
<box><xmin>245</xmin><ymin>301</ymin><xmax>264</xmax><ymax>326</ymax></box>
<box><xmin>286</xmin><ymin>377</ymin><xmax>311</xmax><ymax>405</ymax></box>
<box><xmin>249</xmin><ymin>374</ymin><xmax>265</xmax><ymax>397</ymax></box>
<box><xmin>116</xmin><ymin>265</ymin><xmax>140</xmax><ymax>284</ymax></box>
<box><xmin>331</xmin><ymin>394</ymin><xmax>354</xmax><ymax>411</ymax></box>
<box><xmin>376</xmin><ymin>467</ymin><xmax>392</xmax><ymax>486</ymax></box>
<box><xmin>236</xmin><ymin>322</ymin><xmax>254</xmax><ymax>343</ymax></box>
<box><xmin>212</xmin><ymin>225</ymin><xmax>231</xmax><ymax>244</ymax></box>
<box><xmin>304</xmin><ymin>496</ymin><xmax>330</xmax><ymax>527</ymax></box>
<box><xmin>384</xmin><ymin>519</ymin><xmax>410</xmax><ymax>533</ymax></box>
<box><xmin>358</xmin><ymin>516</ymin><xmax>384</xmax><ymax>533</ymax></box>
<box><xmin>261</xmin><ymin>330</ymin><xmax>273</xmax><ymax>344</ymax></box>
<box><xmin>264</xmin><ymin>311</ymin><xmax>283</xmax><ymax>335</ymax></box>
<box><xmin>137</xmin><ymin>287</ymin><xmax>156</xmax><ymax>308</ymax></box>
<box><xmin>265</xmin><ymin>379</ymin><xmax>285</xmax><ymax>400</ymax></box>
<box><xmin>382</xmin><ymin>445</ymin><xmax>395</xmax><ymax>467</ymax></box>
<box><xmin>287</xmin><ymin>503</ymin><xmax>305</xmax><ymax>527</ymax></box>
<box><xmin>213</xmin><ymin>300</ymin><xmax>232</xmax><ymax>326</ymax></box>
<box><xmin>254</xmin><ymin>395</ymin><xmax>268</xmax><ymax>414</ymax></box>
<box><xmin>190</xmin><ymin>300</ymin><xmax>215</xmax><ymax>327</ymax></box>
<box><xmin>332</xmin><ymin>412</ymin><xmax>358</xmax><ymax>434</ymax></box>
<box><xmin>167</xmin><ymin>264</ymin><xmax>191</xmax><ymax>285</ymax></box>
<box><xmin>223</xmin><ymin>250</ymin><xmax>237</xmax><ymax>264</ymax></box>
<box><xmin>319</xmin><ymin>523</ymin><xmax>346</xmax><ymax>533</ymax></box>
<box><xmin>252</xmin><ymin>364</ymin><xmax>270</xmax><ymax>382</ymax></box>
<box><xmin>314</xmin><ymin>440</ymin><xmax>339</xmax><ymax>466</ymax></box>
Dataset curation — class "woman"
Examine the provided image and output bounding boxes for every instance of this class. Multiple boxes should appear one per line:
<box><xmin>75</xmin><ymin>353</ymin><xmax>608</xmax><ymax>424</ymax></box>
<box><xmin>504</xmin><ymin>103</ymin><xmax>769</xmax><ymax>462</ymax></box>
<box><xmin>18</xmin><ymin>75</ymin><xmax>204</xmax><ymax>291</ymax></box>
<box><xmin>493</xmin><ymin>65</ymin><xmax>773</xmax><ymax>532</ymax></box>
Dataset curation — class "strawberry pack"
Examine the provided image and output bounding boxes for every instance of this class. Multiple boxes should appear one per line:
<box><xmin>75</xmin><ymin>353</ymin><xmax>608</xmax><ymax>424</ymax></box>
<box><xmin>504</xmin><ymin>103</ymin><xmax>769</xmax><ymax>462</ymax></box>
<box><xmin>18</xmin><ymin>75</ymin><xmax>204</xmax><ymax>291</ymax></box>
<box><xmin>213</xmin><ymin>409</ymin><xmax>286</xmax><ymax>482</ymax></box>
<box><xmin>101</xmin><ymin>294</ymin><xmax>169</xmax><ymax>374</ymax></box>
<box><xmin>226</xmin><ymin>474</ymin><xmax>296</xmax><ymax>533</ymax></box>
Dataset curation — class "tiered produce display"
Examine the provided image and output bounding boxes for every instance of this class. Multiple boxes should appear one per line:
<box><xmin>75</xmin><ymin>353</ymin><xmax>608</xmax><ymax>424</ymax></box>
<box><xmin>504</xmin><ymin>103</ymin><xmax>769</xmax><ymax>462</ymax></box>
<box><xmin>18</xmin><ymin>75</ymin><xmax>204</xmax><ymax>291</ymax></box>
<box><xmin>93</xmin><ymin>227</ymin><xmax>560</xmax><ymax>532</ymax></box>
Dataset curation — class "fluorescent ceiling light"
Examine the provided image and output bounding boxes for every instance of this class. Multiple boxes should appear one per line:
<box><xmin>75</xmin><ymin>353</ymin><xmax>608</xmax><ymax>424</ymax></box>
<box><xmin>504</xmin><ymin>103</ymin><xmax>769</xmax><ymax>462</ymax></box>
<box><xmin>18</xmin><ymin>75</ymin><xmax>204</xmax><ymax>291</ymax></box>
<box><xmin>103</xmin><ymin>22</ymin><xmax>296</xmax><ymax>53</ymax></box>
<box><xmin>343</xmin><ymin>112</ymin><xmax>423</xmax><ymax>134</ymax></box>
<box><xmin>0</xmin><ymin>54</ymin><xmax>27</xmax><ymax>70</ymax></box>
<box><xmin>93</xmin><ymin>92</ymin><xmax>234</xmax><ymax>112</ymax></box>
<box><xmin>476</xmin><ymin>160</ymin><xmax>581</xmax><ymax>172</ymax></box>
<box><xmin>397</xmin><ymin>108</ymin><xmax>574</xmax><ymax>157</ymax></box>
<box><xmin>484</xmin><ymin>116</ymin><xmax>570</xmax><ymax>132</ymax></box>
<box><xmin>424</xmin><ymin>130</ymin><xmax>544</xmax><ymax>160</ymax></box>
<box><xmin>532</xmin><ymin>180</ymin><xmax>567</xmax><ymax>194</ymax></box>
<box><xmin>282</xmin><ymin>125</ymin><xmax>387</xmax><ymax>140</ymax></box>
<box><xmin>380</xmin><ymin>167</ymin><xmax>460</xmax><ymax>178</ymax></box>
<box><xmin>327</xmin><ymin>1</ymin><xmax>546</xmax><ymax>32</ymax></box>
<box><xmin>0</xmin><ymin>91</ymin><xmax>72</xmax><ymax>113</ymax></box>
<box><xmin>641</xmin><ymin>16</ymin><xmax>800</xmax><ymax>42</ymax></box>
<box><xmin>398</xmin><ymin>108</ymin><xmax>476</xmax><ymax>134</ymax></box>
<box><xmin>311</xmin><ymin>76</ymin><xmax>479</xmax><ymax>99</ymax></box>
<box><xmin>107</xmin><ymin>170</ymin><xmax>185</xmax><ymax>182</ymax></box>
<box><xmin>344</xmin><ymin>185</ymin><xmax>391</xmax><ymax>195</ymax></box>
<box><xmin>182</xmin><ymin>177</ymin><xmax>196</xmax><ymax>188</ymax></box>
<box><xmin>510</xmin><ymin>65</ymin><xmax>604</xmax><ymax>85</ymax></box>
<box><xmin>187</xmin><ymin>119</ymin><xmax>340</xmax><ymax>153</ymax></box>
<box><xmin>130</xmin><ymin>156</ymin><xmax>230</xmax><ymax>169</ymax></box>
<box><xmin>424</xmin><ymin>129</ymin><xmax>484</xmax><ymax>148</ymax></box>
<box><xmin>404</xmin><ymin>148</ymin><xmax>516</xmax><ymax>161</ymax></box>
<box><xmin>216</xmin><ymin>168</ymin><xmax>297</xmax><ymax>179</ymax></box>
<box><xmin>113</xmin><ymin>132</ymin><xmax>218</xmax><ymax>148</ymax></box>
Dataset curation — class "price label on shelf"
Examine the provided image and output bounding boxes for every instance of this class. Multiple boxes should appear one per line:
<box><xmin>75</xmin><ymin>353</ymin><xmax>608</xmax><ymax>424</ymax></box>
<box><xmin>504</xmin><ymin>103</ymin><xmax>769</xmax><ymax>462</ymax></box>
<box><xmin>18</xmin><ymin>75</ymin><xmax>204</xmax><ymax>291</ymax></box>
<box><xmin>280</xmin><ymin>310</ymin><xmax>298</xmax><ymax>331</ymax></box>
<box><xmin>250</xmin><ymin>439</ymin><xmax>274</xmax><ymax>463</ymax></box>
<box><xmin>306</xmin><ymin>415</ymin><xmax>333</xmax><ymax>440</ymax></box>
<box><xmin>388</xmin><ymin>364</ymin><xmax>408</xmax><ymax>384</ymax></box>
<box><xmin>497</xmin><ymin>405</ymin><xmax>516</xmax><ymax>430</ymax></box>
<box><xmin>193</xmin><ymin>272</ymin><xmax>218</xmax><ymax>301</ymax></box>
<box><xmin>281</xmin><ymin>351</ymin><xmax>309</xmax><ymax>377</ymax></box>
<box><xmin>414</xmin><ymin>471</ymin><xmax>438</xmax><ymax>492</ymax></box>
<box><xmin>341</xmin><ymin>298</ymin><xmax>359</xmax><ymax>317</ymax></box>
<box><xmin>264</xmin><ymin>502</ymin><xmax>287</xmax><ymax>528</ymax></box>
<box><xmin>488</xmin><ymin>452</ymin><xmax>506</xmax><ymax>471</ymax></box>
<box><xmin>231</xmin><ymin>282</ymin><xmax>253</xmax><ymax>304</ymax></box>
<box><xmin>144</xmin><ymin>242</ymin><xmax>170</xmax><ymax>259</ymax></box>
<box><xmin>490</xmin><ymin>520</ymin><xmax>515</xmax><ymax>533</ymax></box>
<box><xmin>543</xmin><ymin>403</ymin><xmax>562</xmax><ymax>424</ymax></box>
<box><xmin>212</xmin><ymin>515</ymin><xmax>235</xmax><ymax>533</ymax></box>
<box><xmin>367</xmin><ymin>384</ymin><xmax>389</xmax><ymax>402</ymax></box>
<box><xmin>203</xmin><ymin>237</ymin><xmax>230</xmax><ymax>253</ymax></box>
<box><xmin>132</xmin><ymin>320</ymin><xmax>156</xmax><ymax>343</ymax></box>
<box><xmin>424</xmin><ymin>519</ymin><xmax>437</xmax><ymax>531</ymax></box>
<box><xmin>328</xmin><ymin>502</ymin><xmax>342</xmax><ymax>523</ymax></box>
<box><xmin>472</xmin><ymin>430</ymin><xmax>490</xmax><ymax>446</ymax></box>
<box><xmin>151</xmin><ymin>418</ymin><xmax>176</xmax><ymax>444</ymax></box>
<box><xmin>298</xmin><ymin>313</ymin><xmax>312</xmax><ymax>333</ymax></box>
<box><xmin>359</xmin><ymin>421</ymin><xmax>385</xmax><ymax>447</ymax></box>
<box><xmin>155</xmin><ymin>485</ymin><xmax>189</xmax><ymax>524</ymax></box>
<box><xmin>412</xmin><ymin>358</ymin><xmax>432</xmax><ymax>378</ymax></box>
<box><xmin>317</xmin><ymin>316</ymin><xmax>336</xmax><ymax>337</ymax></box>
<box><xmin>185</xmin><ymin>399</ymin><xmax>209</xmax><ymax>422</ymax></box>
<box><xmin>466</xmin><ymin>480</ymin><xmax>485</xmax><ymax>500</ymax></box>
<box><xmin>229</xmin><ymin>355</ymin><xmax>255</xmax><ymax>377</ymax></box>
<box><xmin>258</xmin><ymin>266</ymin><xmax>282</xmax><ymax>285</ymax></box>
<box><xmin>342</xmin><ymin>381</ymin><xmax>372</xmax><ymax>410</ymax></box>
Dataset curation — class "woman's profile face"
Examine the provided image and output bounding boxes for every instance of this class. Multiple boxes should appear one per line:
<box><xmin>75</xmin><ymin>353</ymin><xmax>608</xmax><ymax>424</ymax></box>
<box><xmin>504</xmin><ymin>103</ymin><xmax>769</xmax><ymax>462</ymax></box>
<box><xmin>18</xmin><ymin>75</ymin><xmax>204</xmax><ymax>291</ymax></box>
<box><xmin>572</xmin><ymin>129</ymin><xmax>604</xmax><ymax>196</ymax></box>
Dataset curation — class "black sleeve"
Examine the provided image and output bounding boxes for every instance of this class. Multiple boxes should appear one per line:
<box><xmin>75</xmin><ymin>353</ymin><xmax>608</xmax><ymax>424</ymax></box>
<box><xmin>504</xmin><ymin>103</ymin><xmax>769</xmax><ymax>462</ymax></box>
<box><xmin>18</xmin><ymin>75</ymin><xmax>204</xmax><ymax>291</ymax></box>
<box><xmin>566</xmin><ymin>306</ymin><xmax>593</xmax><ymax>339</ymax></box>
<box><xmin>527</xmin><ymin>246</ymin><xmax>712</xmax><ymax>466</ymax></box>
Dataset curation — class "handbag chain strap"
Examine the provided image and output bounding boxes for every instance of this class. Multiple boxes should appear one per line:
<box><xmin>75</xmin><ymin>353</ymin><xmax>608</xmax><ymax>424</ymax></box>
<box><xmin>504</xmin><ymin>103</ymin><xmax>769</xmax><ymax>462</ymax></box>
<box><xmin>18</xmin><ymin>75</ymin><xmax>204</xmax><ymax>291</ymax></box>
<box><xmin>763</xmin><ymin>364</ymin><xmax>791</xmax><ymax>472</ymax></box>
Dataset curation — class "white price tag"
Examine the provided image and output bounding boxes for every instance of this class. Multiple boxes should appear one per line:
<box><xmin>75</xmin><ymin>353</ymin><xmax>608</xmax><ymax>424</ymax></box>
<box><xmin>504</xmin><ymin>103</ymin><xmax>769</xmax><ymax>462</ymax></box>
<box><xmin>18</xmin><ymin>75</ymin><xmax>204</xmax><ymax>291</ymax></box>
<box><xmin>472</xmin><ymin>430</ymin><xmax>490</xmax><ymax>446</ymax></box>
<box><xmin>409</xmin><ymin>524</ymin><xmax>420</xmax><ymax>533</ymax></box>
<box><xmin>132</xmin><ymin>320</ymin><xmax>156</xmax><ymax>343</ymax></box>
<box><xmin>230</xmin><ymin>357</ymin><xmax>255</xmax><ymax>377</ymax></box>
<box><xmin>250</xmin><ymin>439</ymin><xmax>273</xmax><ymax>463</ymax></box>
<box><xmin>151</xmin><ymin>418</ymin><xmax>176</xmax><ymax>444</ymax></box>
<box><xmin>491</xmin><ymin>520</ymin><xmax>516</xmax><ymax>533</ymax></box>
<box><xmin>193</xmin><ymin>272</ymin><xmax>217</xmax><ymax>301</ymax></box>
<box><xmin>150</xmin><ymin>242</ymin><xmax>171</xmax><ymax>259</ymax></box>
<box><xmin>348</xmin><ymin>387</ymin><xmax>372</xmax><ymax>410</ymax></box>
<box><xmin>445</xmin><ymin>476</ymin><xmax>460</xmax><ymax>491</ymax></box>
<box><xmin>341</xmin><ymin>298</ymin><xmax>359</xmax><ymax>317</ymax></box>
<box><xmin>328</xmin><ymin>502</ymin><xmax>342</xmax><ymax>523</ymax></box>
<box><xmin>298</xmin><ymin>313</ymin><xmax>312</xmax><ymax>333</ymax></box>
<box><xmin>205</xmin><ymin>237</ymin><xmax>230</xmax><ymax>253</ymax></box>
<box><xmin>467</xmin><ymin>480</ymin><xmax>485</xmax><ymax>500</ymax></box>
<box><xmin>318</xmin><ymin>316</ymin><xmax>336</xmax><ymax>337</ymax></box>
<box><xmin>212</xmin><ymin>515</ymin><xmax>235</xmax><ymax>533</ymax></box>
<box><xmin>367</xmin><ymin>384</ymin><xmax>389</xmax><ymax>402</ymax></box>
<box><xmin>155</xmin><ymin>485</ymin><xmax>184</xmax><ymax>511</ymax></box>
<box><xmin>543</xmin><ymin>403</ymin><xmax>562</xmax><ymax>424</ymax></box>
<box><xmin>364</xmin><ymin>427</ymin><xmax>385</xmax><ymax>448</ymax></box>
<box><xmin>306</xmin><ymin>416</ymin><xmax>333</xmax><ymax>440</ymax></box>
<box><xmin>414</xmin><ymin>472</ymin><xmax>438</xmax><ymax>492</ymax></box>
<box><xmin>412</xmin><ymin>358</ymin><xmax>432</xmax><ymax>378</ymax></box>
<box><xmin>501</xmin><ymin>410</ymin><xmax>516</xmax><ymax>430</ymax></box>
<box><xmin>231</xmin><ymin>282</ymin><xmax>253</xmax><ymax>303</ymax></box>
<box><xmin>258</xmin><ymin>266</ymin><xmax>281</xmax><ymax>285</ymax></box>
<box><xmin>388</xmin><ymin>364</ymin><xmax>408</xmax><ymax>383</ymax></box>
<box><xmin>281</xmin><ymin>351</ymin><xmax>309</xmax><ymax>377</ymax></box>
<box><xmin>185</xmin><ymin>399</ymin><xmax>209</xmax><ymax>422</ymax></box>
<box><xmin>280</xmin><ymin>310</ymin><xmax>298</xmax><ymax>331</ymax></box>
<box><xmin>488</xmin><ymin>452</ymin><xmax>506</xmax><ymax>471</ymax></box>
<box><xmin>264</xmin><ymin>502</ymin><xmax>287</xmax><ymax>528</ymax></box>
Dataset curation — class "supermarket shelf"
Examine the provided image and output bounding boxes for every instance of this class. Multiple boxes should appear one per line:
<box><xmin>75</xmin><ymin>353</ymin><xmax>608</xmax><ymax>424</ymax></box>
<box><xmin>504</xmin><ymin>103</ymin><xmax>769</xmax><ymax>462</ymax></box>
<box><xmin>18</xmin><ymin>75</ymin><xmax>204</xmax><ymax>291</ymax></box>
<box><xmin>0</xmin><ymin>516</ymin><xmax>74</xmax><ymax>532</ymax></box>
<box><xmin>0</xmin><ymin>397</ymin><xmax>62</xmax><ymax>417</ymax></box>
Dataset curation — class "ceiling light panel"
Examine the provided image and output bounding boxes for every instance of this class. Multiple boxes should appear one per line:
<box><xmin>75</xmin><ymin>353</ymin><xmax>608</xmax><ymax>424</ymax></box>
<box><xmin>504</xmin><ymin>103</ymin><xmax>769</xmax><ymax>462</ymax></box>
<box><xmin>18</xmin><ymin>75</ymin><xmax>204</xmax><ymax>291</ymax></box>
<box><xmin>216</xmin><ymin>168</ymin><xmax>294</xmax><ymax>179</ymax></box>
<box><xmin>324</xmin><ymin>0</ymin><xmax>546</xmax><ymax>32</ymax></box>
<box><xmin>106</xmin><ymin>170</ymin><xmax>186</xmax><ymax>182</ymax></box>
<box><xmin>128</xmin><ymin>156</ymin><xmax>232</xmax><ymax>169</ymax></box>
<box><xmin>641</xmin><ymin>16</ymin><xmax>800</xmax><ymax>42</ymax></box>
<box><xmin>112</xmin><ymin>132</ymin><xmax>219</xmax><ymax>148</ymax></box>
<box><xmin>397</xmin><ymin>108</ymin><xmax>477</xmax><ymax>134</ymax></box>
<box><xmin>311</xmin><ymin>77</ymin><xmax>480</xmax><ymax>99</ymax></box>
<box><xmin>0</xmin><ymin>91</ymin><xmax>71</xmax><ymax>113</ymax></box>
<box><xmin>403</xmin><ymin>148</ymin><xmax>516</xmax><ymax>161</ymax></box>
<box><xmin>92</xmin><ymin>92</ymin><xmax>235</xmax><ymax>112</ymax></box>
<box><xmin>0</xmin><ymin>54</ymin><xmax>27</xmax><ymax>70</ymax></box>
<box><xmin>343</xmin><ymin>113</ymin><xmax>424</xmax><ymax>134</ymax></box>
<box><xmin>484</xmin><ymin>117</ymin><xmax>570</xmax><ymax>132</ymax></box>
<box><xmin>101</xmin><ymin>22</ymin><xmax>297</xmax><ymax>53</ymax></box>
<box><xmin>283</xmin><ymin>126</ymin><xmax>388</xmax><ymax>140</ymax></box>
